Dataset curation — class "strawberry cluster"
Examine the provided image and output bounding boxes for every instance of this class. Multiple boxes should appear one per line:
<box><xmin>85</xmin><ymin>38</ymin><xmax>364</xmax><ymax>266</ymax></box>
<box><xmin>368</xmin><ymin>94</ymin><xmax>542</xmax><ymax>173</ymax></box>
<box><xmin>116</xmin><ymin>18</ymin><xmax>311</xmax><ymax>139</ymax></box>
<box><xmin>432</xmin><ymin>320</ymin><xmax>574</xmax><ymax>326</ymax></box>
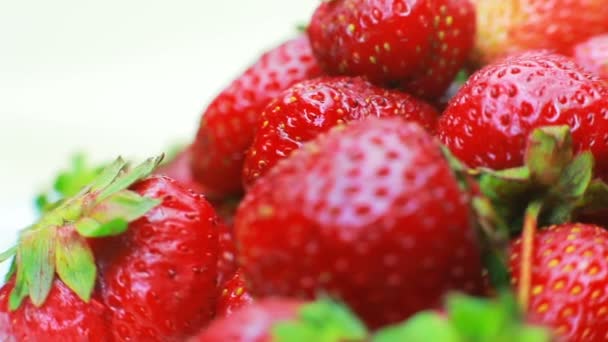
<box><xmin>3</xmin><ymin>0</ymin><xmax>608</xmax><ymax>341</ymax></box>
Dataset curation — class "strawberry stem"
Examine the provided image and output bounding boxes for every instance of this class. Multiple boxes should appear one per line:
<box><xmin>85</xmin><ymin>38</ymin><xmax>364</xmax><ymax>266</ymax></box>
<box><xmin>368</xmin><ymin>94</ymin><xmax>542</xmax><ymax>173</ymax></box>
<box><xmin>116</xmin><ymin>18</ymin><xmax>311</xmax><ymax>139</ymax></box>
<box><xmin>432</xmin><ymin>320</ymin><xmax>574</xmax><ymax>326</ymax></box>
<box><xmin>518</xmin><ymin>200</ymin><xmax>542</xmax><ymax>311</ymax></box>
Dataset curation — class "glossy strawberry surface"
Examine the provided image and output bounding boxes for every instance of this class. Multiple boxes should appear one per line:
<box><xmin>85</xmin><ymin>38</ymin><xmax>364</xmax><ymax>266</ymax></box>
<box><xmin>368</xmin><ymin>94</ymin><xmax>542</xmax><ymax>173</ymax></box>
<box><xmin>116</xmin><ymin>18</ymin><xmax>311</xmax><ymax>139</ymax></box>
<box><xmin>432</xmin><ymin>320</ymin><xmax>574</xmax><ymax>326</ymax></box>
<box><xmin>94</xmin><ymin>176</ymin><xmax>220</xmax><ymax>341</ymax></box>
<box><xmin>572</xmin><ymin>34</ymin><xmax>608</xmax><ymax>80</ymax></box>
<box><xmin>474</xmin><ymin>0</ymin><xmax>608</xmax><ymax>64</ymax></box>
<box><xmin>510</xmin><ymin>224</ymin><xmax>608</xmax><ymax>342</ymax></box>
<box><xmin>236</xmin><ymin>118</ymin><xmax>483</xmax><ymax>328</ymax></box>
<box><xmin>308</xmin><ymin>0</ymin><xmax>475</xmax><ymax>98</ymax></box>
<box><xmin>242</xmin><ymin>76</ymin><xmax>439</xmax><ymax>187</ymax></box>
<box><xmin>439</xmin><ymin>52</ymin><xmax>608</xmax><ymax>177</ymax></box>
<box><xmin>216</xmin><ymin>269</ymin><xmax>254</xmax><ymax>318</ymax></box>
<box><xmin>192</xmin><ymin>299</ymin><xmax>302</xmax><ymax>342</ymax></box>
<box><xmin>191</xmin><ymin>36</ymin><xmax>322</xmax><ymax>197</ymax></box>
<box><xmin>0</xmin><ymin>279</ymin><xmax>112</xmax><ymax>341</ymax></box>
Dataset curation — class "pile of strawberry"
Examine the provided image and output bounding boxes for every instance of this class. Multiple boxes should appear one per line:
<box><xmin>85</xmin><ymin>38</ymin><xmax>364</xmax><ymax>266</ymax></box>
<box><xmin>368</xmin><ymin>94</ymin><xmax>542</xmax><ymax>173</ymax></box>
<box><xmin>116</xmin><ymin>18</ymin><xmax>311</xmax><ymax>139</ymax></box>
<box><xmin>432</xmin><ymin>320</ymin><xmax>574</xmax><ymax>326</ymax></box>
<box><xmin>3</xmin><ymin>0</ymin><xmax>608</xmax><ymax>341</ymax></box>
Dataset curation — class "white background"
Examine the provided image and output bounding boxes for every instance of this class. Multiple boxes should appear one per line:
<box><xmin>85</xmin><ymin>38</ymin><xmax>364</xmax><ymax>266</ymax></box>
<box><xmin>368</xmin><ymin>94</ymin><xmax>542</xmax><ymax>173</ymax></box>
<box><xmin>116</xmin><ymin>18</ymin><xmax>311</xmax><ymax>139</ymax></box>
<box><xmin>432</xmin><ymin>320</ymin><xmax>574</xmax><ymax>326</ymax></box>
<box><xmin>0</xmin><ymin>0</ymin><xmax>318</xmax><ymax>275</ymax></box>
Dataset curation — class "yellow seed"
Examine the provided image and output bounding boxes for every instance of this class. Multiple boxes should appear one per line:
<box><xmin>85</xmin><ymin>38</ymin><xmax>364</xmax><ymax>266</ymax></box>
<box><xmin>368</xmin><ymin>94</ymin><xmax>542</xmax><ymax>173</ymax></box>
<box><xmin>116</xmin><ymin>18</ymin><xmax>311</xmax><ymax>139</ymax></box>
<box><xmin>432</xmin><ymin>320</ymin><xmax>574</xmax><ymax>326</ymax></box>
<box><xmin>548</xmin><ymin>259</ymin><xmax>559</xmax><ymax>267</ymax></box>
<box><xmin>258</xmin><ymin>205</ymin><xmax>274</xmax><ymax>218</ymax></box>
<box><xmin>532</xmin><ymin>285</ymin><xmax>543</xmax><ymax>295</ymax></box>
<box><xmin>592</xmin><ymin>290</ymin><xmax>601</xmax><ymax>299</ymax></box>
<box><xmin>446</xmin><ymin>16</ymin><xmax>454</xmax><ymax>26</ymax></box>
<box><xmin>383</xmin><ymin>42</ymin><xmax>391</xmax><ymax>51</ymax></box>
<box><xmin>556</xmin><ymin>326</ymin><xmax>569</xmax><ymax>335</ymax></box>
<box><xmin>571</xmin><ymin>285</ymin><xmax>582</xmax><ymax>295</ymax></box>
<box><xmin>588</xmin><ymin>266</ymin><xmax>599</xmax><ymax>275</ymax></box>
<box><xmin>599</xmin><ymin>307</ymin><xmax>608</xmax><ymax>316</ymax></box>
<box><xmin>235</xmin><ymin>287</ymin><xmax>244</xmax><ymax>296</ymax></box>
<box><xmin>562</xmin><ymin>307</ymin><xmax>574</xmax><ymax>317</ymax></box>
<box><xmin>347</xmin><ymin>23</ymin><xmax>356</xmax><ymax>34</ymax></box>
<box><xmin>369</xmin><ymin>56</ymin><xmax>377</xmax><ymax>64</ymax></box>
<box><xmin>554</xmin><ymin>281</ymin><xmax>565</xmax><ymax>290</ymax></box>
<box><xmin>438</xmin><ymin>31</ymin><xmax>446</xmax><ymax>40</ymax></box>
<box><xmin>565</xmin><ymin>245</ymin><xmax>575</xmax><ymax>253</ymax></box>
<box><xmin>537</xmin><ymin>303</ymin><xmax>549</xmax><ymax>313</ymax></box>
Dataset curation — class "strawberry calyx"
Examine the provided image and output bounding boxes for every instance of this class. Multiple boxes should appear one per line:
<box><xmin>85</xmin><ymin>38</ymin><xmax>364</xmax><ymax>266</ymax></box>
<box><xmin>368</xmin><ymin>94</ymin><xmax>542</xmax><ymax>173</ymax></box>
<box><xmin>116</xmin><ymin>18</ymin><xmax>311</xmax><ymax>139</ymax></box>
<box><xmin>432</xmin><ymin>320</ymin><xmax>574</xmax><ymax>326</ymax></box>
<box><xmin>476</xmin><ymin>125</ymin><xmax>603</xmax><ymax>234</ymax></box>
<box><xmin>271</xmin><ymin>298</ymin><xmax>369</xmax><ymax>342</ymax></box>
<box><xmin>0</xmin><ymin>155</ymin><xmax>164</xmax><ymax>311</ymax></box>
<box><xmin>373</xmin><ymin>292</ymin><xmax>552</xmax><ymax>342</ymax></box>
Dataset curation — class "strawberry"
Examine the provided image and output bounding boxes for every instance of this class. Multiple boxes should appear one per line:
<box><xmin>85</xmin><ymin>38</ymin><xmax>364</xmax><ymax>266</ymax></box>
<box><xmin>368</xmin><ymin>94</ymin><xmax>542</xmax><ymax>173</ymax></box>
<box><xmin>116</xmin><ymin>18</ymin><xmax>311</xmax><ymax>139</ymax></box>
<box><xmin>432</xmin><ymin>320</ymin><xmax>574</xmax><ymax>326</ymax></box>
<box><xmin>572</xmin><ymin>34</ymin><xmax>608</xmax><ymax>80</ymax></box>
<box><xmin>191</xmin><ymin>35</ymin><xmax>322</xmax><ymax>198</ymax></box>
<box><xmin>236</xmin><ymin>118</ymin><xmax>484</xmax><ymax>328</ymax></box>
<box><xmin>307</xmin><ymin>0</ymin><xmax>476</xmax><ymax>99</ymax></box>
<box><xmin>473</xmin><ymin>0</ymin><xmax>608</xmax><ymax>64</ymax></box>
<box><xmin>438</xmin><ymin>52</ymin><xmax>608</xmax><ymax>179</ymax></box>
<box><xmin>0</xmin><ymin>157</ymin><xmax>220</xmax><ymax>341</ymax></box>
<box><xmin>0</xmin><ymin>279</ymin><xmax>112</xmax><ymax>341</ymax></box>
<box><xmin>242</xmin><ymin>76</ymin><xmax>439</xmax><ymax>187</ymax></box>
<box><xmin>192</xmin><ymin>298</ymin><xmax>368</xmax><ymax>341</ymax></box>
<box><xmin>217</xmin><ymin>220</ymin><xmax>238</xmax><ymax>286</ymax></box>
<box><xmin>509</xmin><ymin>223</ymin><xmax>608</xmax><ymax>341</ymax></box>
<box><xmin>215</xmin><ymin>269</ymin><xmax>253</xmax><ymax>318</ymax></box>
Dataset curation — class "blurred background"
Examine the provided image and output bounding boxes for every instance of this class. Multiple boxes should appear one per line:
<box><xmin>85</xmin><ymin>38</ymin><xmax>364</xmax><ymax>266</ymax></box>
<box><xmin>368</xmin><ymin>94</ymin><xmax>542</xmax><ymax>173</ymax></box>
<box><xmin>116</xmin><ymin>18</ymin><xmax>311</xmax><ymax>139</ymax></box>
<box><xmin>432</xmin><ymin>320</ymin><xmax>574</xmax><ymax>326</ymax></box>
<box><xmin>0</xmin><ymin>0</ymin><xmax>318</xmax><ymax>273</ymax></box>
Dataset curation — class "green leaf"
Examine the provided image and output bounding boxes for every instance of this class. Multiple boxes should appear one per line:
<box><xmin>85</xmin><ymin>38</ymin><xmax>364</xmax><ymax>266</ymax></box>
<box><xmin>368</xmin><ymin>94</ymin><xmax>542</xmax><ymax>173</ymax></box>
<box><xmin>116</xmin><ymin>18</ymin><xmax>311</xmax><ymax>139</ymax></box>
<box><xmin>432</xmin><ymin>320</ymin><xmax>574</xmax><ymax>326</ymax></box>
<box><xmin>4</xmin><ymin>258</ymin><xmax>16</xmax><ymax>283</ymax></box>
<box><xmin>55</xmin><ymin>230</ymin><xmax>96</xmax><ymax>302</ymax></box>
<box><xmin>97</xmin><ymin>155</ymin><xmax>164</xmax><ymax>201</ymax></box>
<box><xmin>91</xmin><ymin>190</ymin><xmax>160</xmax><ymax>223</ymax></box>
<box><xmin>577</xmin><ymin>179</ymin><xmax>608</xmax><ymax>213</ymax></box>
<box><xmin>76</xmin><ymin>218</ymin><xmax>128</xmax><ymax>238</ymax></box>
<box><xmin>0</xmin><ymin>246</ymin><xmax>16</xmax><ymax>263</ymax></box>
<box><xmin>373</xmin><ymin>313</ymin><xmax>461</xmax><ymax>342</ymax></box>
<box><xmin>89</xmin><ymin>157</ymin><xmax>128</xmax><ymax>193</ymax></box>
<box><xmin>552</xmin><ymin>151</ymin><xmax>593</xmax><ymax>199</ymax></box>
<box><xmin>525</xmin><ymin>125</ymin><xmax>572</xmax><ymax>186</ymax></box>
<box><xmin>9</xmin><ymin>252</ymin><xmax>28</xmax><ymax>310</ymax></box>
<box><xmin>54</xmin><ymin>154</ymin><xmax>104</xmax><ymax>197</ymax></box>
<box><xmin>272</xmin><ymin>298</ymin><xmax>368</xmax><ymax>342</ymax></box>
<box><xmin>20</xmin><ymin>228</ymin><xmax>57</xmax><ymax>307</ymax></box>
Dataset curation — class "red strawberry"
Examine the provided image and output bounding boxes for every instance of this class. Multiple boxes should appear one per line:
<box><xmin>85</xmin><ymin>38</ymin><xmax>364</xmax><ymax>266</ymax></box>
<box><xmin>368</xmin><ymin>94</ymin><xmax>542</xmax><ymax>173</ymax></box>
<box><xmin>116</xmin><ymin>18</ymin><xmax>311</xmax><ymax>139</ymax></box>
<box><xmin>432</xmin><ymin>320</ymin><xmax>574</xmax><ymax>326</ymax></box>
<box><xmin>0</xmin><ymin>279</ymin><xmax>112</xmax><ymax>341</ymax></box>
<box><xmin>242</xmin><ymin>76</ymin><xmax>439</xmax><ymax>187</ymax></box>
<box><xmin>572</xmin><ymin>34</ymin><xmax>608</xmax><ymax>80</ymax></box>
<box><xmin>510</xmin><ymin>223</ymin><xmax>608</xmax><ymax>341</ymax></box>
<box><xmin>0</xmin><ymin>157</ymin><xmax>220</xmax><ymax>341</ymax></box>
<box><xmin>438</xmin><ymin>52</ymin><xmax>608</xmax><ymax>178</ymax></box>
<box><xmin>193</xmin><ymin>298</ymin><xmax>368</xmax><ymax>341</ymax></box>
<box><xmin>191</xmin><ymin>35</ymin><xmax>322</xmax><ymax>198</ymax></box>
<box><xmin>236</xmin><ymin>118</ymin><xmax>484</xmax><ymax>328</ymax></box>
<box><xmin>307</xmin><ymin>0</ymin><xmax>476</xmax><ymax>99</ymax></box>
<box><xmin>217</xmin><ymin>220</ymin><xmax>238</xmax><ymax>286</ymax></box>
<box><xmin>473</xmin><ymin>0</ymin><xmax>608</xmax><ymax>64</ymax></box>
<box><xmin>216</xmin><ymin>269</ymin><xmax>253</xmax><ymax>318</ymax></box>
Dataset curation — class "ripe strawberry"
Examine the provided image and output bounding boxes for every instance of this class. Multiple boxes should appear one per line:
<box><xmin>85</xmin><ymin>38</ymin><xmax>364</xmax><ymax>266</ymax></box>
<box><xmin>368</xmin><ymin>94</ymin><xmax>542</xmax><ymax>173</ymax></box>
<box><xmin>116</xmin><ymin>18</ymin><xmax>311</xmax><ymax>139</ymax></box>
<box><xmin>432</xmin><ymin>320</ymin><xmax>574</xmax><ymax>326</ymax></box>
<box><xmin>193</xmin><ymin>298</ymin><xmax>368</xmax><ymax>341</ymax></box>
<box><xmin>191</xmin><ymin>35</ymin><xmax>322</xmax><ymax>197</ymax></box>
<box><xmin>215</xmin><ymin>269</ymin><xmax>253</xmax><ymax>318</ymax></box>
<box><xmin>0</xmin><ymin>279</ymin><xmax>112</xmax><ymax>341</ymax></box>
<box><xmin>438</xmin><ymin>52</ymin><xmax>608</xmax><ymax>178</ymax></box>
<box><xmin>572</xmin><ymin>34</ymin><xmax>608</xmax><ymax>80</ymax></box>
<box><xmin>0</xmin><ymin>157</ymin><xmax>220</xmax><ymax>341</ymax></box>
<box><xmin>217</xmin><ymin>220</ymin><xmax>238</xmax><ymax>286</ymax></box>
<box><xmin>509</xmin><ymin>223</ymin><xmax>608</xmax><ymax>341</ymax></box>
<box><xmin>473</xmin><ymin>0</ymin><xmax>608</xmax><ymax>64</ymax></box>
<box><xmin>236</xmin><ymin>118</ymin><xmax>484</xmax><ymax>328</ymax></box>
<box><xmin>307</xmin><ymin>0</ymin><xmax>476</xmax><ymax>99</ymax></box>
<box><xmin>242</xmin><ymin>76</ymin><xmax>439</xmax><ymax>187</ymax></box>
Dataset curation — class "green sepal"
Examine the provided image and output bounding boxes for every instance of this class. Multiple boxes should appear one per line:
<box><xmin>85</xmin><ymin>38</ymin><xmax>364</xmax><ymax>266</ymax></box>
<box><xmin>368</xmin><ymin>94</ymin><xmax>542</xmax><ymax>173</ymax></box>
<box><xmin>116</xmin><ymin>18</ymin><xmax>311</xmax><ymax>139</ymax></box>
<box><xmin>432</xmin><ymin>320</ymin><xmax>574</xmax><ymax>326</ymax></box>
<box><xmin>4</xmin><ymin>155</ymin><xmax>164</xmax><ymax>310</ymax></box>
<box><xmin>55</xmin><ymin>229</ymin><xmax>96</xmax><ymax>302</ymax></box>
<box><xmin>373</xmin><ymin>293</ymin><xmax>552</xmax><ymax>342</ymax></box>
<box><xmin>0</xmin><ymin>246</ymin><xmax>16</xmax><ymax>263</ymax></box>
<box><xmin>477</xmin><ymin>126</ymin><xmax>601</xmax><ymax>236</ymax></box>
<box><xmin>91</xmin><ymin>190</ymin><xmax>161</xmax><ymax>224</ymax></box>
<box><xmin>525</xmin><ymin>125</ymin><xmax>572</xmax><ymax>186</ymax></box>
<box><xmin>96</xmin><ymin>155</ymin><xmax>164</xmax><ymax>201</ymax></box>
<box><xmin>4</xmin><ymin>259</ymin><xmax>16</xmax><ymax>283</ymax></box>
<box><xmin>272</xmin><ymin>298</ymin><xmax>368</xmax><ymax>342</ymax></box>
<box><xmin>75</xmin><ymin>218</ymin><xmax>128</xmax><ymax>238</ymax></box>
<box><xmin>372</xmin><ymin>313</ymin><xmax>461</xmax><ymax>342</ymax></box>
<box><xmin>20</xmin><ymin>228</ymin><xmax>56</xmax><ymax>307</ymax></box>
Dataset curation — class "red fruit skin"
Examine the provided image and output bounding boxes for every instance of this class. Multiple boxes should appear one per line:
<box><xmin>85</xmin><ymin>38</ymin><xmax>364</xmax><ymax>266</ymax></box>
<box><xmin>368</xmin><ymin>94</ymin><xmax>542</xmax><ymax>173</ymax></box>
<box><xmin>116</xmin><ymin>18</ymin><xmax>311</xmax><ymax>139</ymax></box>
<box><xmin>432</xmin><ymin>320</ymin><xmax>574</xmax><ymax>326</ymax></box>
<box><xmin>242</xmin><ymin>76</ymin><xmax>439</xmax><ymax>187</ymax></box>
<box><xmin>236</xmin><ymin>118</ymin><xmax>484</xmax><ymax>328</ymax></box>
<box><xmin>572</xmin><ymin>34</ymin><xmax>608</xmax><ymax>80</ymax></box>
<box><xmin>510</xmin><ymin>224</ymin><xmax>608</xmax><ymax>341</ymax></box>
<box><xmin>308</xmin><ymin>0</ymin><xmax>475</xmax><ymax>99</ymax></box>
<box><xmin>473</xmin><ymin>0</ymin><xmax>608</xmax><ymax>65</ymax></box>
<box><xmin>439</xmin><ymin>52</ymin><xmax>608</xmax><ymax>178</ymax></box>
<box><xmin>216</xmin><ymin>269</ymin><xmax>254</xmax><ymax>318</ymax></box>
<box><xmin>217</xmin><ymin>220</ymin><xmax>238</xmax><ymax>286</ymax></box>
<box><xmin>0</xmin><ymin>279</ymin><xmax>112</xmax><ymax>341</ymax></box>
<box><xmin>94</xmin><ymin>176</ymin><xmax>219</xmax><ymax>341</ymax></box>
<box><xmin>191</xmin><ymin>299</ymin><xmax>301</xmax><ymax>342</ymax></box>
<box><xmin>191</xmin><ymin>35</ymin><xmax>322</xmax><ymax>197</ymax></box>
